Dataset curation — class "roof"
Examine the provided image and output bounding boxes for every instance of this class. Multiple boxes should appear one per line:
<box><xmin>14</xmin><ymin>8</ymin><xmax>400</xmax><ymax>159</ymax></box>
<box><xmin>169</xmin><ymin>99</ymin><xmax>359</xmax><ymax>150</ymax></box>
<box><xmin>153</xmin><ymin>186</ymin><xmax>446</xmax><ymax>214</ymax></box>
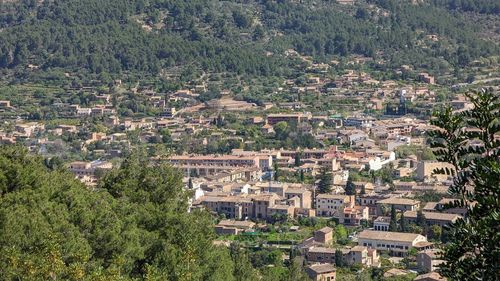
<box><xmin>307</xmin><ymin>263</ymin><xmax>336</xmax><ymax>274</ymax></box>
<box><xmin>350</xmin><ymin>245</ymin><xmax>368</xmax><ymax>252</ymax></box>
<box><xmin>377</xmin><ymin>197</ymin><xmax>420</xmax><ymax>206</ymax></box>
<box><xmin>358</xmin><ymin>230</ymin><xmax>425</xmax><ymax>243</ymax></box>
<box><xmin>316</xmin><ymin>194</ymin><xmax>350</xmax><ymax>200</ymax></box>
<box><xmin>316</xmin><ymin>227</ymin><xmax>333</xmax><ymax>234</ymax></box>
<box><xmin>414</xmin><ymin>272</ymin><xmax>446</xmax><ymax>281</ymax></box>
<box><xmin>308</xmin><ymin>247</ymin><xmax>336</xmax><ymax>254</ymax></box>
<box><xmin>404</xmin><ymin>211</ymin><xmax>461</xmax><ymax>222</ymax></box>
<box><xmin>217</xmin><ymin>220</ymin><xmax>255</xmax><ymax>229</ymax></box>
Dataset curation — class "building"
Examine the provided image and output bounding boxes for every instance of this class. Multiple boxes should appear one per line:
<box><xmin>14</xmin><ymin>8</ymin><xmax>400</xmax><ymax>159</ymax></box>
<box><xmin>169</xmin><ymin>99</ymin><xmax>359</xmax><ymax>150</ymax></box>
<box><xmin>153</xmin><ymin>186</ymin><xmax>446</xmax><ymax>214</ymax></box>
<box><xmin>314</xmin><ymin>227</ymin><xmax>334</xmax><ymax>244</ymax></box>
<box><xmin>376</xmin><ymin>197</ymin><xmax>420</xmax><ymax>216</ymax></box>
<box><xmin>306</xmin><ymin>247</ymin><xmax>336</xmax><ymax>263</ymax></box>
<box><xmin>416</xmin><ymin>161</ymin><xmax>455</xmax><ymax>181</ymax></box>
<box><xmin>169</xmin><ymin>154</ymin><xmax>266</xmax><ymax>169</ymax></box>
<box><xmin>417</xmin><ymin>249</ymin><xmax>445</xmax><ymax>273</ymax></box>
<box><xmin>267</xmin><ymin>113</ymin><xmax>312</xmax><ymax>125</ymax></box>
<box><xmin>215</xmin><ymin>220</ymin><xmax>255</xmax><ymax>235</ymax></box>
<box><xmin>373</xmin><ymin>216</ymin><xmax>391</xmax><ymax>231</ymax></box>
<box><xmin>404</xmin><ymin>211</ymin><xmax>461</xmax><ymax>227</ymax></box>
<box><xmin>200</xmin><ymin>196</ymin><xmax>254</xmax><ymax>220</ymax></box>
<box><xmin>357</xmin><ymin>230</ymin><xmax>429</xmax><ymax>256</ymax></box>
<box><xmin>0</xmin><ymin>100</ymin><xmax>11</xmax><ymax>108</ymax></box>
<box><xmin>347</xmin><ymin>246</ymin><xmax>380</xmax><ymax>267</ymax></box>
<box><xmin>285</xmin><ymin>188</ymin><xmax>312</xmax><ymax>209</ymax></box>
<box><xmin>316</xmin><ymin>194</ymin><xmax>352</xmax><ymax>217</ymax></box>
<box><xmin>414</xmin><ymin>272</ymin><xmax>446</xmax><ymax>281</ymax></box>
<box><xmin>340</xmin><ymin>206</ymin><xmax>370</xmax><ymax>226</ymax></box>
<box><xmin>306</xmin><ymin>263</ymin><xmax>336</xmax><ymax>281</ymax></box>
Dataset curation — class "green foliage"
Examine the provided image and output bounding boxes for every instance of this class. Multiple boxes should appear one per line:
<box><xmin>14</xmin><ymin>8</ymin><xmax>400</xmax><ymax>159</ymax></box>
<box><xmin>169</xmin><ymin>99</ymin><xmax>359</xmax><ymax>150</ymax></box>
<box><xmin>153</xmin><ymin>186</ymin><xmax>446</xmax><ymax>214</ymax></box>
<box><xmin>429</xmin><ymin>88</ymin><xmax>500</xmax><ymax>280</ymax></box>
<box><xmin>317</xmin><ymin>166</ymin><xmax>333</xmax><ymax>194</ymax></box>
<box><xmin>345</xmin><ymin>176</ymin><xmax>356</xmax><ymax>196</ymax></box>
<box><xmin>0</xmin><ymin>146</ymin><xmax>250</xmax><ymax>280</ymax></box>
<box><xmin>0</xmin><ymin>0</ymin><xmax>496</xmax><ymax>78</ymax></box>
<box><xmin>389</xmin><ymin>205</ymin><xmax>398</xmax><ymax>232</ymax></box>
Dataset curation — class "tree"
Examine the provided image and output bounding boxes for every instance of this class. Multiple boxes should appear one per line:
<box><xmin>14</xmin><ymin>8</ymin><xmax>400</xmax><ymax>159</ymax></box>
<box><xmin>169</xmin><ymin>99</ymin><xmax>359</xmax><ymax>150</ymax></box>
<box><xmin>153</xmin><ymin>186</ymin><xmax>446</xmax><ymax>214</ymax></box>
<box><xmin>299</xmin><ymin>169</ymin><xmax>305</xmax><ymax>183</ymax></box>
<box><xmin>0</xmin><ymin>146</ymin><xmax>241</xmax><ymax>280</ymax></box>
<box><xmin>345</xmin><ymin>176</ymin><xmax>356</xmax><ymax>196</ymax></box>
<box><xmin>416</xmin><ymin>210</ymin><xmax>427</xmax><ymax>227</ymax></box>
<box><xmin>335</xmin><ymin>249</ymin><xmax>344</xmax><ymax>267</ymax></box>
<box><xmin>399</xmin><ymin>212</ymin><xmax>407</xmax><ymax>232</ymax></box>
<box><xmin>273</xmin><ymin>163</ymin><xmax>280</xmax><ymax>181</ymax></box>
<box><xmin>360</xmin><ymin>184</ymin><xmax>366</xmax><ymax>195</ymax></box>
<box><xmin>389</xmin><ymin>205</ymin><xmax>398</xmax><ymax>231</ymax></box>
<box><xmin>188</xmin><ymin>177</ymin><xmax>194</xmax><ymax>189</ymax></box>
<box><xmin>317</xmin><ymin>167</ymin><xmax>332</xmax><ymax>194</ymax></box>
<box><xmin>428</xmin><ymin>89</ymin><xmax>500</xmax><ymax>280</ymax></box>
<box><xmin>294</xmin><ymin>153</ymin><xmax>301</xmax><ymax>167</ymax></box>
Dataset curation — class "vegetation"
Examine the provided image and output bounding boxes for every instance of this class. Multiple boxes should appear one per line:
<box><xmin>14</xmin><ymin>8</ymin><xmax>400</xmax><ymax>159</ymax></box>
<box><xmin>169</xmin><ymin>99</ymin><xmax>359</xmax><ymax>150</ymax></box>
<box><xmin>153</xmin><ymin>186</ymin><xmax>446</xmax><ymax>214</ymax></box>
<box><xmin>0</xmin><ymin>0</ymin><xmax>497</xmax><ymax>81</ymax></box>
<box><xmin>429</xmin><ymin>88</ymin><xmax>500</xmax><ymax>280</ymax></box>
<box><xmin>0</xmin><ymin>146</ymin><xmax>255</xmax><ymax>280</ymax></box>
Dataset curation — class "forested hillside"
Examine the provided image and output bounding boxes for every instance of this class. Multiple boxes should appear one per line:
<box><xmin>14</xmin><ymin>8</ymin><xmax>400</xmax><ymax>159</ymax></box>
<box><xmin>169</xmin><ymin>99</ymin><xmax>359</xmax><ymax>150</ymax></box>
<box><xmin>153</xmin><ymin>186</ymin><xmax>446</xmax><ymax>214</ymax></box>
<box><xmin>0</xmin><ymin>0</ymin><xmax>497</xmax><ymax>78</ymax></box>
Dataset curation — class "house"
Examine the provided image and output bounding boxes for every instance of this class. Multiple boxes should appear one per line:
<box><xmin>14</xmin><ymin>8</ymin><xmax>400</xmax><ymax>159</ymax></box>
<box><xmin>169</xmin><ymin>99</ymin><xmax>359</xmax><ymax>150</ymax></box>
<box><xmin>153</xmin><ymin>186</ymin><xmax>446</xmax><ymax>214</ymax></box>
<box><xmin>416</xmin><ymin>161</ymin><xmax>455</xmax><ymax>182</ymax></box>
<box><xmin>306</xmin><ymin>247</ymin><xmax>336</xmax><ymax>263</ymax></box>
<box><xmin>340</xmin><ymin>206</ymin><xmax>370</xmax><ymax>226</ymax></box>
<box><xmin>314</xmin><ymin>227</ymin><xmax>334</xmax><ymax>244</ymax></box>
<box><xmin>347</xmin><ymin>246</ymin><xmax>380</xmax><ymax>267</ymax></box>
<box><xmin>306</xmin><ymin>264</ymin><xmax>336</xmax><ymax>281</ymax></box>
<box><xmin>417</xmin><ymin>249</ymin><xmax>445</xmax><ymax>273</ymax></box>
<box><xmin>376</xmin><ymin>197</ymin><xmax>420</xmax><ymax>216</ymax></box>
<box><xmin>357</xmin><ymin>230</ymin><xmax>429</xmax><ymax>256</ymax></box>
<box><xmin>316</xmin><ymin>194</ymin><xmax>352</xmax><ymax>217</ymax></box>
<box><xmin>284</xmin><ymin>188</ymin><xmax>312</xmax><ymax>209</ymax></box>
<box><xmin>215</xmin><ymin>220</ymin><xmax>255</xmax><ymax>235</ymax></box>
<box><xmin>373</xmin><ymin>216</ymin><xmax>391</xmax><ymax>231</ymax></box>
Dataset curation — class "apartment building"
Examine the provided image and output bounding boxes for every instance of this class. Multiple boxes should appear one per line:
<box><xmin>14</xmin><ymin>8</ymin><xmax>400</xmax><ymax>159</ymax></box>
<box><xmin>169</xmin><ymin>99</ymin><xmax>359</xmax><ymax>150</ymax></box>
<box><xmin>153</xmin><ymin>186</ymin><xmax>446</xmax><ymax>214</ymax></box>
<box><xmin>357</xmin><ymin>230</ymin><xmax>429</xmax><ymax>256</ymax></box>
<box><xmin>404</xmin><ymin>211</ymin><xmax>461</xmax><ymax>227</ymax></box>
<box><xmin>169</xmin><ymin>154</ymin><xmax>268</xmax><ymax>170</ymax></box>
<box><xmin>267</xmin><ymin>113</ymin><xmax>312</xmax><ymax>125</ymax></box>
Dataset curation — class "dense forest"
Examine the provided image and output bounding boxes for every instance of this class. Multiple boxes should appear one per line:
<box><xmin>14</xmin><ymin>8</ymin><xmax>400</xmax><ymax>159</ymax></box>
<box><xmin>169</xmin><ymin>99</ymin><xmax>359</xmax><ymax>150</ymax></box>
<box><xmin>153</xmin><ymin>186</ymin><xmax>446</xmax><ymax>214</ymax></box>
<box><xmin>0</xmin><ymin>0</ymin><xmax>497</xmax><ymax>78</ymax></box>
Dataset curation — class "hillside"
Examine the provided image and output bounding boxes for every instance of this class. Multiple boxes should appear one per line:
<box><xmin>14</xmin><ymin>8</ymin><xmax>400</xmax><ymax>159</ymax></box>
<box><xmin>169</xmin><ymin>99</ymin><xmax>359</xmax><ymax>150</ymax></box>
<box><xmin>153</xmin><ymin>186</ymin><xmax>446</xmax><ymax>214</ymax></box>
<box><xmin>0</xmin><ymin>0</ymin><xmax>498</xmax><ymax>79</ymax></box>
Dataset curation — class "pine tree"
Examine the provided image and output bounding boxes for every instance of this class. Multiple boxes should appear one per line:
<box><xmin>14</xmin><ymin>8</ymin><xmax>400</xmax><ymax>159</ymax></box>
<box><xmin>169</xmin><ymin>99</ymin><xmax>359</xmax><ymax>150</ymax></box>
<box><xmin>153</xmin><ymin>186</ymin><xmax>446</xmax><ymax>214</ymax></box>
<box><xmin>416</xmin><ymin>209</ymin><xmax>426</xmax><ymax>227</ymax></box>
<box><xmin>335</xmin><ymin>249</ymin><xmax>344</xmax><ymax>267</ymax></box>
<box><xmin>317</xmin><ymin>167</ymin><xmax>332</xmax><ymax>194</ymax></box>
<box><xmin>389</xmin><ymin>205</ymin><xmax>398</xmax><ymax>232</ymax></box>
<box><xmin>399</xmin><ymin>211</ymin><xmax>407</xmax><ymax>232</ymax></box>
<box><xmin>273</xmin><ymin>163</ymin><xmax>279</xmax><ymax>181</ymax></box>
<box><xmin>345</xmin><ymin>176</ymin><xmax>356</xmax><ymax>195</ymax></box>
<box><xmin>294</xmin><ymin>153</ymin><xmax>301</xmax><ymax>167</ymax></box>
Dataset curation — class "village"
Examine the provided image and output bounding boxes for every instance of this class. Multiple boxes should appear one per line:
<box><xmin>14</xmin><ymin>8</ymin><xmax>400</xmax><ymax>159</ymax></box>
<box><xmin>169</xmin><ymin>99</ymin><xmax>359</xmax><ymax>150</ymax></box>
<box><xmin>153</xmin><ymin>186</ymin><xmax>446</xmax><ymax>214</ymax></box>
<box><xmin>0</xmin><ymin>55</ymin><xmax>493</xmax><ymax>281</ymax></box>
